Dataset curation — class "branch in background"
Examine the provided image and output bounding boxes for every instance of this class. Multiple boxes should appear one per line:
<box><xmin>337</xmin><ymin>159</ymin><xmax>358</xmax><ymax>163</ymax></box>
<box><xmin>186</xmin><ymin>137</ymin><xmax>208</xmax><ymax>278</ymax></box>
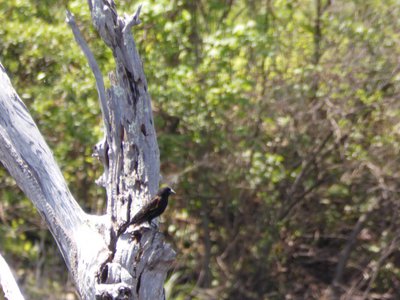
<box><xmin>288</xmin><ymin>131</ymin><xmax>333</xmax><ymax>198</ymax></box>
<box><xmin>361</xmin><ymin>233</ymin><xmax>400</xmax><ymax>300</ymax></box>
<box><xmin>217</xmin><ymin>0</ymin><xmax>234</xmax><ymax>30</ymax></box>
<box><xmin>279</xmin><ymin>175</ymin><xmax>328</xmax><ymax>221</ymax></box>
<box><xmin>330</xmin><ymin>208</ymin><xmax>374</xmax><ymax>298</ymax></box>
<box><xmin>279</xmin><ymin>131</ymin><xmax>333</xmax><ymax>220</ymax></box>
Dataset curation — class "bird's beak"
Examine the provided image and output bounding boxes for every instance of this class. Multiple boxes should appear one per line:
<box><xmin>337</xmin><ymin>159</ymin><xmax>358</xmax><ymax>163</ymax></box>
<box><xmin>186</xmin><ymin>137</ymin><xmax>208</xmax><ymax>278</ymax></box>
<box><xmin>170</xmin><ymin>188</ymin><xmax>176</xmax><ymax>194</ymax></box>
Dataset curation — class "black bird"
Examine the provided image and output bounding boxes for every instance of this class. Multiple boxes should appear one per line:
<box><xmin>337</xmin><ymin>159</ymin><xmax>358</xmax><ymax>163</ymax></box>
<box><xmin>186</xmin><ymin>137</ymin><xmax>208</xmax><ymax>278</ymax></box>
<box><xmin>130</xmin><ymin>187</ymin><xmax>175</xmax><ymax>225</ymax></box>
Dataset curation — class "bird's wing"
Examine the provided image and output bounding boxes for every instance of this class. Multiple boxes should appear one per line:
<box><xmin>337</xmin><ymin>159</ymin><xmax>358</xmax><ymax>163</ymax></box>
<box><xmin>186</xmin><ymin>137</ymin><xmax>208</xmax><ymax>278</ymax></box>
<box><xmin>131</xmin><ymin>196</ymin><xmax>162</xmax><ymax>224</ymax></box>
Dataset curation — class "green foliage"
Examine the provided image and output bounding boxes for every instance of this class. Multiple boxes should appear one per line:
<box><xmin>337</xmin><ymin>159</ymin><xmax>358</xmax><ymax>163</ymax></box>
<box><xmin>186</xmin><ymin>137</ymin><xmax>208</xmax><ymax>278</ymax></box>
<box><xmin>1</xmin><ymin>0</ymin><xmax>400</xmax><ymax>299</ymax></box>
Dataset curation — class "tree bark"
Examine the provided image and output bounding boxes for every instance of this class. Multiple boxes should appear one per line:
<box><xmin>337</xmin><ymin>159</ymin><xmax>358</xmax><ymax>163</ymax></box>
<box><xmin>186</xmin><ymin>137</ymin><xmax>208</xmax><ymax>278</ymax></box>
<box><xmin>0</xmin><ymin>1</ymin><xmax>175</xmax><ymax>299</ymax></box>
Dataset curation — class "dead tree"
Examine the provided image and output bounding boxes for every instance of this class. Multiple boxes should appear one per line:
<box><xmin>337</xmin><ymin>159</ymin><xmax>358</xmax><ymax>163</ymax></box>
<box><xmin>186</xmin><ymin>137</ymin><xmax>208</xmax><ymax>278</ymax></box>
<box><xmin>0</xmin><ymin>1</ymin><xmax>175</xmax><ymax>299</ymax></box>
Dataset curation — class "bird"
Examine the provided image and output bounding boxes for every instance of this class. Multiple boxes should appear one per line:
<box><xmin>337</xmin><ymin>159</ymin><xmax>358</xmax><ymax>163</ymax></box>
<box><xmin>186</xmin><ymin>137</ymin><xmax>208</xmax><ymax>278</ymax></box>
<box><xmin>130</xmin><ymin>186</ymin><xmax>175</xmax><ymax>225</ymax></box>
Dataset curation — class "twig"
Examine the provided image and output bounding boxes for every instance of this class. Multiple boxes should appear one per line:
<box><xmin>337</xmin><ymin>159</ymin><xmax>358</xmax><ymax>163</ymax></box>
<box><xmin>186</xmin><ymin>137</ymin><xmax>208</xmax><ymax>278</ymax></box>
<box><xmin>123</xmin><ymin>5</ymin><xmax>142</xmax><ymax>33</ymax></box>
<box><xmin>288</xmin><ymin>131</ymin><xmax>333</xmax><ymax>197</ymax></box>
<box><xmin>279</xmin><ymin>131</ymin><xmax>334</xmax><ymax>220</ymax></box>
<box><xmin>361</xmin><ymin>235</ymin><xmax>400</xmax><ymax>300</ymax></box>
<box><xmin>65</xmin><ymin>10</ymin><xmax>110</xmax><ymax>134</ymax></box>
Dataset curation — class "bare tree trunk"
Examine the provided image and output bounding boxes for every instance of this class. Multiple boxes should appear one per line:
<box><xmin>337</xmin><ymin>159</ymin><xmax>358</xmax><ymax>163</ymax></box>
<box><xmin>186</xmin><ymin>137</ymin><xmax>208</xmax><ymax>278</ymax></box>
<box><xmin>0</xmin><ymin>1</ymin><xmax>175</xmax><ymax>299</ymax></box>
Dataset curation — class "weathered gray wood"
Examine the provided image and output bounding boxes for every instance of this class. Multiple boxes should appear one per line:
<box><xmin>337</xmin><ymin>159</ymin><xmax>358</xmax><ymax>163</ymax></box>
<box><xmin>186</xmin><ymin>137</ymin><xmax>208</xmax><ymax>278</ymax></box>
<box><xmin>0</xmin><ymin>62</ymin><xmax>86</xmax><ymax>272</ymax></box>
<box><xmin>77</xmin><ymin>1</ymin><xmax>175</xmax><ymax>298</ymax></box>
<box><xmin>0</xmin><ymin>1</ymin><xmax>175</xmax><ymax>299</ymax></box>
<box><xmin>0</xmin><ymin>252</ymin><xmax>25</xmax><ymax>300</ymax></box>
<box><xmin>86</xmin><ymin>0</ymin><xmax>161</xmax><ymax>221</ymax></box>
<box><xmin>0</xmin><ymin>63</ymin><xmax>110</xmax><ymax>299</ymax></box>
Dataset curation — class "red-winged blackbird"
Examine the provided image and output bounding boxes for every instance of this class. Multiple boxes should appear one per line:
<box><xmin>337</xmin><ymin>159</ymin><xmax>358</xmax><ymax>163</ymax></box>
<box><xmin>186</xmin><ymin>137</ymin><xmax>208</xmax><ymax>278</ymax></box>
<box><xmin>130</xmin><ymin>186</ymin><xmax>175</xmax><ymax>225</ymax></box>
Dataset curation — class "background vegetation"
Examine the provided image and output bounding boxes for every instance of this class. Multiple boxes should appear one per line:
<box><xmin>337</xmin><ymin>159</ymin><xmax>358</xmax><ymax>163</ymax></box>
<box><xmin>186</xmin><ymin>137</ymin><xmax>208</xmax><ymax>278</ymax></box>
<box><xmin>1</xmin><ymin>0</ymin><xmax>400</xmax><ymax>299</ymax></box>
